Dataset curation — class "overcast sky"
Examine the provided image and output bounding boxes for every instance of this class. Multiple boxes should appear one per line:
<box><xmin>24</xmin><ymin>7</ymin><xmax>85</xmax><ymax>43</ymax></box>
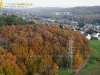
<box><xmin>2</xmin><ymin>0</ymin><xmax>100</xmax><ymax>7</ymax></box>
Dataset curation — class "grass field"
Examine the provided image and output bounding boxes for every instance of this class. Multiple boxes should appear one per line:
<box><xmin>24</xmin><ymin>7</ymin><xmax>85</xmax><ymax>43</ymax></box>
<box><xmin>58</xmin><ymin>70</ymin><xmax>72</xmax><ymax>75</ymax></box>
<box><xmin>86</xmin><ymin>40</ymin><xmax>100</xmax><ymax>69</ymax></box>
<box><xmin>58</xmin><ymin>70</ymin><xmax>75</xmax><ymax>75</ymax></box>
<box><xmin>58</xmin><ymin>40</ymin><xmax>100</xmax><ymax>75</ymax></box>
<box><xmin>77</xmin><ymin>40</ymin><xmax>100</xmax><ymax>75</ymax></box>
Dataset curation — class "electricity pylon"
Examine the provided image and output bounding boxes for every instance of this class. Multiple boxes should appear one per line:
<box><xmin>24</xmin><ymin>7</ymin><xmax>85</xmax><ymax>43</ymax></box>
<box><xmin>66</xmin><ymin>37</ymin><xmax>74</xmax><ymax>72</ymax></box>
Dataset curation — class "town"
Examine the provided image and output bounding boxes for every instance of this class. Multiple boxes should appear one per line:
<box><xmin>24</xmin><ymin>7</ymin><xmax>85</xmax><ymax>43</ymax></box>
<box><xmin>0</xmin><ymin>6</ymin><xmax>100</xmax><ymax>40</ymax></box>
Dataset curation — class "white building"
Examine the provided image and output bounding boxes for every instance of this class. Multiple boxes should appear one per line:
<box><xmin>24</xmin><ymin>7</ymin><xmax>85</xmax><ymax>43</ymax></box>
<box><xmin>86</xmin><ymin>34</ymin><xmax>91</xmax><ymax>40</ymax></box>
<box><xmin>98</xmin><ymin>35</ymin><xmax>100</xmax><ymax>40</ymax></box>
<box><xmin>80</xmin><ymin>31</ymin><xmax>84</xmax><ymax>34</ymax></box>
<box><xmin>92</xmin><ymin>33</ymin><xmax>100</xmax><ymax>38</ymax></box>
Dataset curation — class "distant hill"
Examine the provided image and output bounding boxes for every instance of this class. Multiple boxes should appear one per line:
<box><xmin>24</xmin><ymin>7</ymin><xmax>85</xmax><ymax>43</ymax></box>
<box><xmin>1</xmin><ymin>6</ymin><xmax>100</xmax><ymax>15</ymax></box>
<box><xmin>28</xmin><ymin>6</ymin><xmax>100</xmax><ymax>15</ymax></box>
<box><xmin>57</xmin><ymin>6</ymin><xmax>100</xmax><ymax>15</ymax></box>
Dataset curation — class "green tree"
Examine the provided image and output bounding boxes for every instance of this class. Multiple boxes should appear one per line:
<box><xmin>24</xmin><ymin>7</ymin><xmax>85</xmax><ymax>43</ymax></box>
<box><xmin>28</xmin><ymin>21</ymin><xmax>35</xmax><ymax>24</ymax></box>
<box><xmin>6</xmin><ymin>16</ymin><xmax>18</xmax><ymax>25</ymax></box>
<box><xmin>0</xmin><ymin>19</ymin><xmax>6</xmax><ymax>26</ymax></box>
<box><xmin>86</xmin><ymin>29</ymin><xmax>94</xmax><ymax>34</ymax></box>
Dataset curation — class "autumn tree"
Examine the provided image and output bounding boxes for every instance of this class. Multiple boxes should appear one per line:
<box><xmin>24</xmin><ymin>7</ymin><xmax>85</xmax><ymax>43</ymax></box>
<box><xmin>0</xmin><ymin>52</ymin><xmax>23</xmax><ymax>75</ymax></box>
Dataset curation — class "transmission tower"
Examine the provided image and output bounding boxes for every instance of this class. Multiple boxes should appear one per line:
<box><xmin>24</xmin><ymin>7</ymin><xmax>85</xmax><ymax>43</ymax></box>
<box><xmin>66</xmin><ymin>37</ymin><xmax>74</xmax><ymax>72</ymax></box>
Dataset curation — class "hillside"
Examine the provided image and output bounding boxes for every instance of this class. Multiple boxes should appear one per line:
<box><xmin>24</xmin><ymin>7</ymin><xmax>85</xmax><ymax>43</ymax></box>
<box><xmin>77</xmin><ymin>40</ymin><xmax>100</xmax><ymax>75</ymax></box>
<box><xmin>57</xmin><ymin>6</ymin><xmax>100</xmax><ymax>15</ymax></box>
<box><xmin>31</xmin><ymin>6</ymin><xmax>100</xmax><ymax>15</ymax></box>
<box><xmin>0</xmin><ymin>24</ymin><xmax>91</xmax><ymax>75</ymax></box>
<box><xmin>2</xmin><ymin>6</ymin><xmax>100</xmax><ymax>15</ymax></box>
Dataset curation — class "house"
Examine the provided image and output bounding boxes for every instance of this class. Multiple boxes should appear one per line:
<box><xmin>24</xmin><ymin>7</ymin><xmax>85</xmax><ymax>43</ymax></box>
<box><xmin>98</xmin><ymin>35</ymin><xmax>100</xmax><ymax>40</ymax></box>
<box><xmin>72</xmin><ymin>25</ymin><xmax>76</xmax><ymax>31</ymax></box>
<box><xmin>86</xmin><ymin>34</ymin><xmax>91</xmax><ymax>40</ymax></box>
<box><xmin>80</xmin><ymin>31</ymin><xmax>84</xmax><ymax>34</ymax></box>
<box><xmin>92</xmin><ymin>33</ymin><xmax>100</xmax><ymax>38</ymax></box>
<box><xmin>92</xmin><ymin>33</ymin><xmax>100</xmax><ymax>40</ymax></box>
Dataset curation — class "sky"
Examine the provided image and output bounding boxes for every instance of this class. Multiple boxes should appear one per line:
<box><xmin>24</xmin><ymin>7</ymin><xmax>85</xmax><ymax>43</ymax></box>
<box><xmin>2</xmin><ymin>0</ymin><xmax>100</xmax><ymax>8</ymax></box>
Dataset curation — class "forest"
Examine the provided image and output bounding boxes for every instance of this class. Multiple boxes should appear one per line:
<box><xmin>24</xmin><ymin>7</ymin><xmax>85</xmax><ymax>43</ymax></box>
<box><xmin>0</xmin><ymin>14</ymin><xmax>35</xmax><ymax>26</ymax></box>
<box><xmin>0</xmin><ymin>22</ymin><xmax>91</xmax><ymax>75</ymax></box>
